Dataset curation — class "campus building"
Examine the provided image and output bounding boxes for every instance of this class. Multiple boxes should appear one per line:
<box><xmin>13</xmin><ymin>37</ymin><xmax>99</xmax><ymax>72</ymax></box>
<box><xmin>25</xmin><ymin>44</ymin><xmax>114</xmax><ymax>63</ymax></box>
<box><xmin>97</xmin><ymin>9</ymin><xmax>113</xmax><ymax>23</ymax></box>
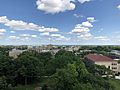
<box><xmin>85</xmin><ymin>54</ymin><xmax>119</xmax><ymax>74</ymax></box>
<box><xmin>9</xmin><ymin>49</ymin><xmax>26</xmax><ymax>59</ymax></box>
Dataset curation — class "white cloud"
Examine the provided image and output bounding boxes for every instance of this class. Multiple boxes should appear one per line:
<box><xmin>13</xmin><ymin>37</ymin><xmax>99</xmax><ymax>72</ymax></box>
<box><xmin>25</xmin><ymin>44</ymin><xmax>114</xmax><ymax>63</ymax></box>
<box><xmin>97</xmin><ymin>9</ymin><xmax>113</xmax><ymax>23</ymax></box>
<box><xmin>82</xmin><ymin>21</ymin><xmax>93</xmax><ymax>27</ymax></box>
<box><xmin>78</xmin><ymin>0</ymin><xmax>91</xmax><ymax>4</ymax></box>
<box><xmin>31</xmin><ymin>35</ymin><xmax>37</xmax><ymax>38</ymax></box>
<box><xmin>71</xmin><ymin>17</ymin><xmax>95</xmax><ymax>34</ymax></box>
<box><xmin>0</xmin><ymin>29</ymin><xmax>6</xmax><ymax>35</ymax></box>
<box><xmin>51</xmin><ymin>34</ymin><xmax>61</xmax><ymax>37</ymax></box>
<box><xmin>118</xmin><ymin>40</ymin><xmax>120</xmax><ymax>43</ymax></box>
<box><xmin>10</xmin><ymin>31</ymin><xmax>15</xmax><ymax>33</ymax></box>
<box><xmin>71</xmin><ymin>17</ymin><xmax>96</xmax><ymax>40</ymax></box>
<box><xmin>98</xmin><ymin>28</ymin><xmax>103</xmax><ymax>32</ymax></box>
<box><xmin>87</xmin><ymin>17</ymin><xmax>96</xmax><ymax>22</ymax></box>
<box><xmin>40</xmin><ymin>32</ymin><xmax>50</xmax><ymax>36</ymax></box>
<box><xmin>39</xmin><ymin>27</ymin><xmax>59</xmax><ymax>32</ymax></box>
<box><xmin>0</xmin><ymin>16</ymin><xmax>59</xmax><ymax>33</ymax></box>
<box><xmin>94</xmin><ymin>36</ymin><xmax>110</xmax><ymax>41</ymax></box>
<box><xmin>5</xmin><ymin>20</ymin><xmax>39</xmax><ymax>30</ymax></box>
<box><xmin>20</xmin><ymin>37</ymin><xmax>31</xmax><ymax>41</ymax></box>
<box><xmin>55</xmin><ymin>37</ymin><xmax>70</xmax><ymax>41</ymax></box>
<box><xmin>71</xmin><ymin>24</ymin><xmax>90</xmax><ymax>33</ymax></box>
<box><xmin>24</xmin><ymin>37</ymin><xmax>30</xmax><ymax>40</ymax></box>
<box><xmin>19</xmin><ymin>34</ymin><xmax>38</xmax><ymax>38</ymax></box>
<box><xmin>0</xmin><ymin>16</ymin><xmax>9</xmax><ymax>24</ymax></box>
<box><xmin>73</xmin><ymin>14</ymin><xmax>84</xmax><ymax>18</ymax></box>
<box><xmin>117</xmin><ymin>5</ymin><xmax>120</xmax><ymax>10</ymax></box>
<box><xmin>0</xmin><ymin>16</ymin><xmax>39</xmax><ymax>31</ymax></box>
<box><xmin>0</xmin><ymin>33</ymin><xmax>4</xmax><ymax>35</ymax></box>
<box><xmin>36</xmin><ymin>0</ymin><xmax>75</xmax><ymax>14</ymax></box>
<box><xmin>20</xmin><ymin>34</ymin><xmax>30</xmax><ymax>37</ymax></box>
<box><xmin>9</xmin><ymin>36</ymin><xmax>20</xmax><ymax>39</ymax></box>
<box><xmin>51</xmin><ymin>34</ymin><xmax>69</xmax><ymax>41</ymax></box>
<box><xmin>95</xmin><ymin>36</ymin><xmax>106</xmax><ymax>39</ymax></box>
<box><xmin>36</xmin><ymin>0</ymin><xmax>92</xmax><ymax>14</ymax></box>
<box><xmin>78</xmin><ymin>33</ymin><xmax>92</xmax><ymax>40</ymax></box>
<box><xmin>0</xmin><ymin>29</ymin><xmax>6</xmax><ymax>33</ymax></box>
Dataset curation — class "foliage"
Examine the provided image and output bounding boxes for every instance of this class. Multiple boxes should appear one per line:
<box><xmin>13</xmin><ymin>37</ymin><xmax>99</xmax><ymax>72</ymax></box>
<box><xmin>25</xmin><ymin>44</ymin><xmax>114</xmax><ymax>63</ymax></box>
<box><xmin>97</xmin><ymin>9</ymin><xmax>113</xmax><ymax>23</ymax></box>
<box><xmin>51</xmin><ymin>64</ymin><xmax>79</xmax><ymax>90</ymax></box>
<box><xmin>0</xmin><ymin>76</ymin><xmax>11</xmax><ymax>90</ymax></box>
<box><xmin>0</xmin><ymin>46</ymin><xmax>119</xmax><ymax>90</ymax></box>
<box><xmin>118</xmin><ymin>60</ymin><xmax>120</xmax><ymax>64</ymax></box>
<box><xmin>15</xmin><ymin>54</ymin><xmax>44</xmax><ymax>85</ymax></box>
<box><xmin>42</xmin><ymin>84</ymin><xmax>49</xmax><ymax>90</ymax></box>
<box><xmin>109</xmin><ymin>79</ymin><xmax>120</xmax><ymax>90</ymax></box>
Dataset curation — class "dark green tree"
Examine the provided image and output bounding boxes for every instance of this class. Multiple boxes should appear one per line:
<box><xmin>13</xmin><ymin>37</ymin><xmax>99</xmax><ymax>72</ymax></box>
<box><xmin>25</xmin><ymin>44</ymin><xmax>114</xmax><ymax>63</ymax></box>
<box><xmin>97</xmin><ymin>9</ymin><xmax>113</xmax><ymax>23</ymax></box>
<box><xmin>51</xmin><ymin>64</ymin><xmax>79</xmax><ymax>90</ymax></box>
<box><xmin>0</xmin><ymin>76</ymin><xmax>11</xmax><ymax>90</ymax></box>
<box><xmin>16</xmin><ymin>55</ymin><xmax>44</xmax><ymax>85</ymax></box>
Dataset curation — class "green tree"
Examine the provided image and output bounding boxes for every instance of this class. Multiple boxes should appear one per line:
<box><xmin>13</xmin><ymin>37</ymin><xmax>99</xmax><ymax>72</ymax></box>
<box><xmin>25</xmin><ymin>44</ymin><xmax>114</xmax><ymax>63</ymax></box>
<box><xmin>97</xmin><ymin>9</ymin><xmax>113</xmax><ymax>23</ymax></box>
<box><xmin>0</xmin><ymin>76</ymin><xmax>11</xmax><ymax>90</ymax></box>
<box><xmin>74</xmin><ymin>60</ymin><xmax>89</xmax><ymax>80</ymax></box>
<box><xmin>51</xmin><ymin>64</ymin><xmax>79</xmax><ymax>90</ymax></box>
<box><xmin>16</xmin><ymin>55</ymin><xmax>44</xmax><ymax>85</ymax></box>
<box><xmin>73</xmin><ymin>83</ymin><xmax>94</xmax><ymax>90</ymax></box>
<box><xmin>42</xmin><ymin>84</ymin><xmax>49</xmax><ymax>90</ymax></box>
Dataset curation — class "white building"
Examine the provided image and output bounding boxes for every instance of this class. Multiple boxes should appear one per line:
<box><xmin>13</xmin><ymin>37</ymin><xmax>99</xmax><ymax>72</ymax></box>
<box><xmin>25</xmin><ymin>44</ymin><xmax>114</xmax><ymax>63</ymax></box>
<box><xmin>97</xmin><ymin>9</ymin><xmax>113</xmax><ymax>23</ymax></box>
<box><xmin>85</xmin><ymin>54</ymin><xmax>119</xmax><ymax>74</ymax></box>
<box><xmin>111</xmin><ymin>50</ymin><xmax>120</xmax><ymax>55</ymax></box>
<box><xmin>9</xmin><ymin>49</ymin><xmax>26</xmax><ymax>58</ymax></box>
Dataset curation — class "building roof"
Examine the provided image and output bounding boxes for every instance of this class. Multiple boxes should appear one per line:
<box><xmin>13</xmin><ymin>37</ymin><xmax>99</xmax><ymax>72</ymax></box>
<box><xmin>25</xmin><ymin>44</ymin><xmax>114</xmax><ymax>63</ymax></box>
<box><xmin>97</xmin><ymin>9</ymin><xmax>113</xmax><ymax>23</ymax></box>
<box><xmin>86</xmin><ymin>54</ymin><xmax>114</xmax><ymax>62</ymax></box>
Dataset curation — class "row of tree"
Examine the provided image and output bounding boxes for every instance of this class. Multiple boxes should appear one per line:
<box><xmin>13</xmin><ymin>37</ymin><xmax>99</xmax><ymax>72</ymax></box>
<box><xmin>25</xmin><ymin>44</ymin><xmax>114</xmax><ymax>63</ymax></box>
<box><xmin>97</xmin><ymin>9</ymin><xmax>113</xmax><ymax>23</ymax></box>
<box><xmin>0</xmin><ymin>48</ymin><xmax>114</xmax><ymax>90</ymax></box>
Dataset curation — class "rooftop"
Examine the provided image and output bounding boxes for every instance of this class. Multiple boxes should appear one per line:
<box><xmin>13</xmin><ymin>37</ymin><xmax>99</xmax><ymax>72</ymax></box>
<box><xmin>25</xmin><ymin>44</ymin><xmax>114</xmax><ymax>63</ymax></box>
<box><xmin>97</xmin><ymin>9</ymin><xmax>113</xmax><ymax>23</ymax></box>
<box><xmin>86</xmin><ymin>54</ymin><xmax>114</xmax><ymax>62</ymax></box>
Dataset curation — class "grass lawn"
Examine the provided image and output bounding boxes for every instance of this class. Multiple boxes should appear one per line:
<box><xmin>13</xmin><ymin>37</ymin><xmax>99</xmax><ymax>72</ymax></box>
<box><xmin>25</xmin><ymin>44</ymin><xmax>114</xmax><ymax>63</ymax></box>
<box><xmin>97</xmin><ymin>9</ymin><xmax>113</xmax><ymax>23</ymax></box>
<box><xmin>109</xmin><ymin>79</ymin><xmax>120</xmax><ymax>90</ymax></box>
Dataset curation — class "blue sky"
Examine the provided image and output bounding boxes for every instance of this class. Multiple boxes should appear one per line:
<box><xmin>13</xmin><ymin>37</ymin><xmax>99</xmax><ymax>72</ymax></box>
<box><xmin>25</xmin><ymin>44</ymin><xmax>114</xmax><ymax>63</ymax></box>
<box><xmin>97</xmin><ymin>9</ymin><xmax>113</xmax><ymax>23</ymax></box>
<box><xmin>0</xmin><ymin>0</ymin><xmax>120</xmax><ymax>45</ymax></box>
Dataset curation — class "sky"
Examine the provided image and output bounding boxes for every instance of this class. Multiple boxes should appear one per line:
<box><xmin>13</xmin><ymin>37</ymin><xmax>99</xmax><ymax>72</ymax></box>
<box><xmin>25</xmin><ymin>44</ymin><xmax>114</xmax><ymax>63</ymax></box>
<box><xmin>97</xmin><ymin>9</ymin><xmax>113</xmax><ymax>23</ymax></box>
<box><xmin>0</xmin><ymin>0</ymin><xmax>120</xmax><ymax>45</ymax></box>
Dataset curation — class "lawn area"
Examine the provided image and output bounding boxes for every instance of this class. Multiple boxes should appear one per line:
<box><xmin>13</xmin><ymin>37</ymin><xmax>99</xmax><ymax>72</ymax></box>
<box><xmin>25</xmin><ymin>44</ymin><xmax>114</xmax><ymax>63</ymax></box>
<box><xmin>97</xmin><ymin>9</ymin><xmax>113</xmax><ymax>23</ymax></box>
<box><xmin>109</xmin><ymin>79</ymin><xmax>120</xmax><ymax>90</ymax></box>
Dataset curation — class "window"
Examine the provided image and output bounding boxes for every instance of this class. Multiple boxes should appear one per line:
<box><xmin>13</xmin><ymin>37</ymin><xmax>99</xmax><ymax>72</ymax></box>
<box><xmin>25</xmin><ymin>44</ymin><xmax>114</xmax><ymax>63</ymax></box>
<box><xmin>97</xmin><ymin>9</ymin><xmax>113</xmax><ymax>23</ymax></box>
<box><xmin>112</xmin><ymin>67</ymin><xmax>117</xmax><ymax>69</ymax></box>
<box><xmin>111</xmin><ymin>63</ymin><xmax>117</xmax><ymax>65</ymax></box>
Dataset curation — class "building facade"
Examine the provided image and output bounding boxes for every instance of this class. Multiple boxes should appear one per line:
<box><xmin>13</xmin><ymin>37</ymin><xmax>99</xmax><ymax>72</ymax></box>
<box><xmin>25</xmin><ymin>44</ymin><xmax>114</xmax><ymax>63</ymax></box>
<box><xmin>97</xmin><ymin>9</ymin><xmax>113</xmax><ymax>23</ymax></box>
<box><xmin>85</xmin><ymin>54</ymin><xmax>119</xmax><ymax>74</ymax></box>
<box><xmin>9</xmin><ymin>49</ymin><xmax>26</xmax><ymax>58</ymax></box>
